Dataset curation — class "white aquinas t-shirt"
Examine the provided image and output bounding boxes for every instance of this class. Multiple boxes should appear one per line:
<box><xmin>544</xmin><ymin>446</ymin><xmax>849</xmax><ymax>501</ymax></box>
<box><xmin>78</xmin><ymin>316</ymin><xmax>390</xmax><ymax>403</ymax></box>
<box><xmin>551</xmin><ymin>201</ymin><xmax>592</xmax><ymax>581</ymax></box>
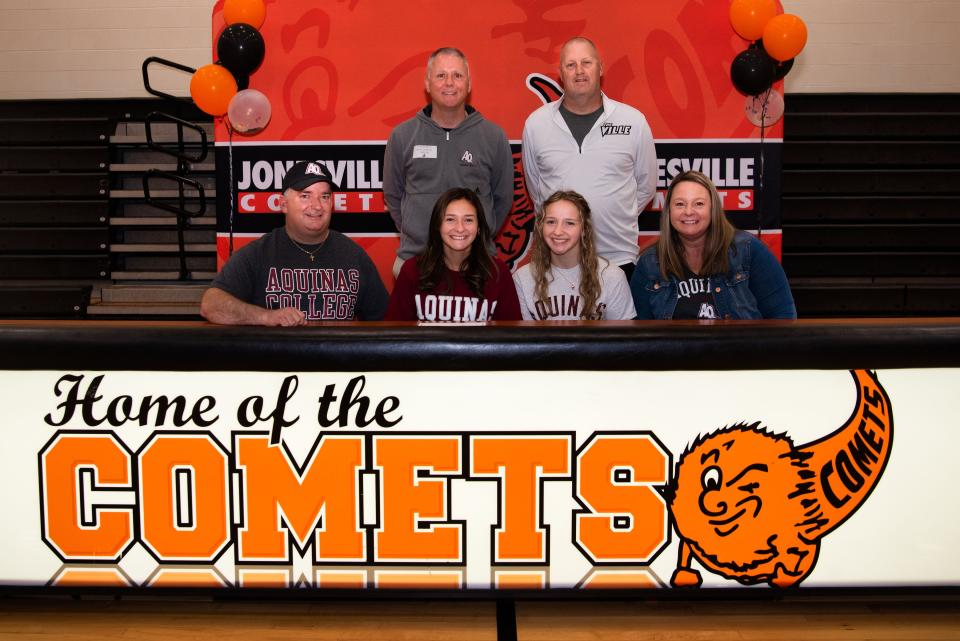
<box><xmin>512</xmin><ymin>259</ymin><xmax>636</xmax><ymax>320</ymax></box>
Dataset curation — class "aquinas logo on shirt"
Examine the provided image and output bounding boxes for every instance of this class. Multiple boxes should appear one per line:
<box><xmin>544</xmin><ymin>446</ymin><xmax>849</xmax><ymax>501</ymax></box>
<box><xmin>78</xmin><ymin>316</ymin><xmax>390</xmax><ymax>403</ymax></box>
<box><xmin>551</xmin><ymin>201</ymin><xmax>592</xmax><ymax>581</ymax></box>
<box><xmin>415</xmin><ymin>294</ymin><xmax>496</xmax><ymax>322</ymax></box>
<box><xmin>678</xmin><ymin>277</ymin><xmax>710</xmax><ymax>299</ymax></box>
<box><xmin>264</xmin><ymin>266</ymin><xmax>360</xmax><ymax>320</ymax></box>
<box><xmin>677</xmin><ymin>276</ymin><xmax>718</xmax><ymax>320</ymax></box>
<box><xmin>460</xmin><ymin>150</ymin><xmax>474</xmax><ymax>165</ymax></box>
<box><xmin>600</xmin><ymin>123</ymin><xmax>632</xmax><ymax>137</ymax></box>
<box><xmin>533</xmin><ymin>294</ymin><xmax>607</xmax><ymax>320</ymax></box>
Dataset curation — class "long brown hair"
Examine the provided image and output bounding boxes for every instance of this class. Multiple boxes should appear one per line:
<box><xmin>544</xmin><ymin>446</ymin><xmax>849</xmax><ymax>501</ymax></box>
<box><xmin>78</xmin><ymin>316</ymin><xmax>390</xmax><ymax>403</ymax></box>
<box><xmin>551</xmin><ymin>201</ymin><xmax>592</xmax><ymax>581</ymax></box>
<box><xmin>656</xmin><ymin>170</ymin><xmax>736</xmax><ymax>280</ymax></box>
<box><xmin>531</xmin><ymin>191</ymin><xmax>602</xmax><ymax>319</ymax></box>
<box><xmin>417</xmin><ymin>187</ymin><xmax>496</xmax><ymax>297</ymax></box>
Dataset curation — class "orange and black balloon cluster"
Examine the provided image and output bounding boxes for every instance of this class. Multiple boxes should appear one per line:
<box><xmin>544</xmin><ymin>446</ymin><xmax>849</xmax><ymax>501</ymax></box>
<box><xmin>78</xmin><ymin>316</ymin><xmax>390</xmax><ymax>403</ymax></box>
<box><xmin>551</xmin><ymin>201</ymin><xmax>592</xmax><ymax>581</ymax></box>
<box><xmin>728</xmin><ymin>0</ymin><xmax>808</xmax><ymax>97</ymax></box>
<box><xmin>190</xmin><ymin>0</ymin><xmax>268</xmax><ymax>120</ymax></box>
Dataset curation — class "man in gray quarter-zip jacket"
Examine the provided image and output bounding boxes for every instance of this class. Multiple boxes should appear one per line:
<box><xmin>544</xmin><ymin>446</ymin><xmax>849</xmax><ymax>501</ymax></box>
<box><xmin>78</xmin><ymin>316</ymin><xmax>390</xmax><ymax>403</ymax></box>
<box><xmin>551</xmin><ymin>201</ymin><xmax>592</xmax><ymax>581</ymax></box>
<box><xmin>522</xmin><ymin>37</ymin><xmax>657</xmax><ymax>282</ymax></box>
<box><xmin>383</xmin><ymin>47</ymin><xmax>514</xmax><ymax>276</ymax></box>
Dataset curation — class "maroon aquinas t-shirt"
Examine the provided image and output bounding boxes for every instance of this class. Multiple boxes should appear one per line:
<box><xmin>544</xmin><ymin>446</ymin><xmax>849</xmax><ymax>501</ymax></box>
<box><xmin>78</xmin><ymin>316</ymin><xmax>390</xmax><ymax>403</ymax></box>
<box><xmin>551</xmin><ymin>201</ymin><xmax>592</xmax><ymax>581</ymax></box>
<box><xmin>385</xmin><ymin>257</ymin><xmax>522</xmax><ymax>322</ymax></box>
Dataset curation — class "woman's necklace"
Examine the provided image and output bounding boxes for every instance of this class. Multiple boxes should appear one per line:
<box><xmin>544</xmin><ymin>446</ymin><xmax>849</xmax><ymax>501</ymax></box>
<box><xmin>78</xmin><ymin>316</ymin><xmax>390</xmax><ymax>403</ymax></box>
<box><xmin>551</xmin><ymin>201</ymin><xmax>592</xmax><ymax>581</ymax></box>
<box><xmin>289</xmin><ymin>235</ymin><xmax>325</xmax><ymax>262</ymax></box>
<box><xmin>552</xmin><ymin>264</ymin><xmax>580</xmax><ymax>291</ymax></box>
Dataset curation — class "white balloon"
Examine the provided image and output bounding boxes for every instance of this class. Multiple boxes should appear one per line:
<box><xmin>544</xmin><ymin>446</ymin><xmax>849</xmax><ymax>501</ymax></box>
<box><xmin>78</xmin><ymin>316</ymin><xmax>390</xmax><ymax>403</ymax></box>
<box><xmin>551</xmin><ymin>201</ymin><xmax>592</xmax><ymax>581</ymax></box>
<box><xmin>744</xmin><ymin>89</ymin><xmax>785</xmax><ymax>128</ymax></box>
<box><xmin>227</xmin><ymin>89</ymin><xmax>272</xmax><ymax>134</ymax></box>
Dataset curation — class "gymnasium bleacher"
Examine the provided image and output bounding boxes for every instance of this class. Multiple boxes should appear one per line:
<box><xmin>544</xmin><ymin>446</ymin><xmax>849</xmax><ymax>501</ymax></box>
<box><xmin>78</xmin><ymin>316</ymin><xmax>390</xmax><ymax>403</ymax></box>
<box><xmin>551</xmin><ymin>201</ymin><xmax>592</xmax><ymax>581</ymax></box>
<box><xmin>0</xmin><ymin>98</ymin><xmax>214</xmax><ymax>318</ymax></box>
<box><xmin>783</xmin><ymin>93</ymin><xmax>960</xmax><ymax>316</ymax></box>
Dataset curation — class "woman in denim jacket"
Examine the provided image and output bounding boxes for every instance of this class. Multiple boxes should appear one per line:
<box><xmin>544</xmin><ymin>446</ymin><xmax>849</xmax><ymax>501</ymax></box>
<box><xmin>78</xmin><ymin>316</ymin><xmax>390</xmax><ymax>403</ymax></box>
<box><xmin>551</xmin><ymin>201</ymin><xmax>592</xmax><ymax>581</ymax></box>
<box><xmin>629</xmin><ymin>171</ymin><xmax>796</xmax><ymax>320</ymax></box>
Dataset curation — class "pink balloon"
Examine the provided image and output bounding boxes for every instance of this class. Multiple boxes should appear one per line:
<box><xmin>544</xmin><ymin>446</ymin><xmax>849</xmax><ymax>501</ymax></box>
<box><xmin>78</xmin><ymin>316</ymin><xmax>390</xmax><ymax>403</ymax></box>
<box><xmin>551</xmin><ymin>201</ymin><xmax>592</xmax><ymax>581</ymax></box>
<box><xmin>744</xmin><ymin>89</ymin><xmax>784</xmax><ymax>127</ymax></box>
<box><xmin>227</xmin><ymin>89</ymin><xmax>272</xmax><ymax>134</ymax></box>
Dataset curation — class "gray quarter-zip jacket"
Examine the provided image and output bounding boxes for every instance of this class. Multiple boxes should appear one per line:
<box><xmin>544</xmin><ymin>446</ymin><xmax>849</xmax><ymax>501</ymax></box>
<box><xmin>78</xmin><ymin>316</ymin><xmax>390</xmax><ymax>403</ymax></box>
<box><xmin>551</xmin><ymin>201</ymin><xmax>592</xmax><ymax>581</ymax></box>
<box><xmin>383</xmin><ymin>105</ymin><xmax>514</xmax><ymax>260</ymax></box>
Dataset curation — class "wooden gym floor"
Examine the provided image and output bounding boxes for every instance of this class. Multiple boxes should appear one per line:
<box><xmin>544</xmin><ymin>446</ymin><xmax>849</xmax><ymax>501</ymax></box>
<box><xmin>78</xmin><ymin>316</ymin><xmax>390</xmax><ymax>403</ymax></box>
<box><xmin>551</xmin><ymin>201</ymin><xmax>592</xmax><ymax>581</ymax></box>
<box><xmin>1</xmin><ymin>594</ymin><xmax>959</xmax><ymax>640</ymax></box>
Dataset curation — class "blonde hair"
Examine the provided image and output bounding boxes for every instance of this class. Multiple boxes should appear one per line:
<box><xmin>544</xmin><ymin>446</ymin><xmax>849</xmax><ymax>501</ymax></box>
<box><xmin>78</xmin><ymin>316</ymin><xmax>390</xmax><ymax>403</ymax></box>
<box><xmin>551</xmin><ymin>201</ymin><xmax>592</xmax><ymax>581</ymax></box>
<box><xmin>656</xmin><ymin>170</ymin><xmax>736</xmax><ymax>280</ymax></box>
<box><xmin>531</xmin><ymin>191</ymin><xmax>602</xmax><ymax>319</ymax></box>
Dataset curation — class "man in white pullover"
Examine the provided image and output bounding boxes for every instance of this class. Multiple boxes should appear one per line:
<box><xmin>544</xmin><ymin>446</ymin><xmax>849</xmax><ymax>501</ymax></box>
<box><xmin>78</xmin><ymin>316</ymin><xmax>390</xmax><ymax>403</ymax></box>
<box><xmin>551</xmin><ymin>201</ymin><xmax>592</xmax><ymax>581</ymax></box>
<box><xmin>522</xmin><ymin>37</ymin><xmax>657</xmax><ymax>280</ymax></box>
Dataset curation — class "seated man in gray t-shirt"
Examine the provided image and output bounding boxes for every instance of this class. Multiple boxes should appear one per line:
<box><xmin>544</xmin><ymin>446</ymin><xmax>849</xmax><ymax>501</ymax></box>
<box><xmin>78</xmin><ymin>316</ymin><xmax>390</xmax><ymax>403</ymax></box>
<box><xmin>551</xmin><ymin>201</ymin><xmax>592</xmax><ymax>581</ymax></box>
<box><xmin>201</xmin><ymin>160</ymin><xmax>388</xmax><ymax>325</ymax></box>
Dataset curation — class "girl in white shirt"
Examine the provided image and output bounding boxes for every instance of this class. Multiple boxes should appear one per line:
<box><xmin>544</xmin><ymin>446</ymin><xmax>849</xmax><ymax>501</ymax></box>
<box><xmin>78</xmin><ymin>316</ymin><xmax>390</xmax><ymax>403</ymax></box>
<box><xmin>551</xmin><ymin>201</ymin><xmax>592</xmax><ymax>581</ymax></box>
<box><xmin>513</xmin><ymin>190</ymin><xmax>636</xmax><ymax>320</ymax></box>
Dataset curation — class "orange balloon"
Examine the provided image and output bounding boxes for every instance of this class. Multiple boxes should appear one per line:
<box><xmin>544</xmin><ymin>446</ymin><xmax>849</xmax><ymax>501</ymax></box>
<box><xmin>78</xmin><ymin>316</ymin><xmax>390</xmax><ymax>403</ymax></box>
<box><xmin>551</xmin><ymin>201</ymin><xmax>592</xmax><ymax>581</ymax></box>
<box><xmin>763</xmin><ymin>14</ymin><xmax>808</xmax><ymax>62</ymax></box>
<box><xmin>223</xmin><ymin>0</ymin><xmax>266</xmax><ymax>29</ymax></box>
<box><xmin>190</xmin><ymin>64</ymin><xmax>238</xmax><ymax>116</ymax></box>
<box><xmin>729</xmin><ymin>0</ymin><xmax>779</xmax><ymax>42</ymax></box>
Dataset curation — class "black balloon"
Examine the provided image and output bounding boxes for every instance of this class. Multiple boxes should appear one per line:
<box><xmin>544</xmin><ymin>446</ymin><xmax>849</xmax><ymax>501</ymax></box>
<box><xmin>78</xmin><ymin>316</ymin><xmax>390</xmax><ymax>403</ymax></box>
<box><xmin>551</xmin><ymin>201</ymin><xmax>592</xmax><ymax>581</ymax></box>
<box><xmin>773</xmin><ymin>57</ymin><xmax>794</xmax><ymax>82</ymax></box>
<box><xmin>753</xmin><ymin>41</ymin><xmax>794</xmax><ymax>82</ymax></box>
<box><xmin>217</xmin><ymin>23</ymin><xmax>265</xmax><ymax>78</ymax></box>
<box><xmin>730</xmin><ymin>48</ymin><xmax>775</xmax><ymax>96</ymax></box>
<box><xmin>212</xmin><ymin>59</ymin><xmax>249</xmax><ymax>88</ymax></box>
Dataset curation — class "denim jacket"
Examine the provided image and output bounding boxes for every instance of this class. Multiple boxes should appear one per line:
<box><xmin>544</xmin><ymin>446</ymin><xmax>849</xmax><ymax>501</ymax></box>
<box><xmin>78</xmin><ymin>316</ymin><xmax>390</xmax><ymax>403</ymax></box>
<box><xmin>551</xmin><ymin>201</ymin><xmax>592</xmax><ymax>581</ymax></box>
<box><xmin>629</xmin><ymin>231</ymin><xmax>797</xmax><ymax>320</ymax></box>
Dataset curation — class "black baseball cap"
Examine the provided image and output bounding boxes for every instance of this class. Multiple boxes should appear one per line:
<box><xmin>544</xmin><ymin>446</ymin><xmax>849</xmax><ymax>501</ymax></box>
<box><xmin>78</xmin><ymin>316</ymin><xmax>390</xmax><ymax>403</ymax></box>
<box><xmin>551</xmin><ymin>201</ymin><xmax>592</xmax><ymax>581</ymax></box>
<box><xmin>281</xmin><ymin>160</ymin><xmax>339</xmax><ymax>192</ymax></box>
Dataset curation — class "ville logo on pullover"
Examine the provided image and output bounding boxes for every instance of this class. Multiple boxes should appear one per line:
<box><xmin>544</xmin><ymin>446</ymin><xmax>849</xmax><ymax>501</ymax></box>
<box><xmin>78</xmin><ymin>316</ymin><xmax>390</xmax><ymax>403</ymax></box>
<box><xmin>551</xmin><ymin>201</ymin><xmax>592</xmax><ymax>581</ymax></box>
<box><xmin>600</xmin><ymin>123</ymin><xmax>632</xmax><ymax>137</ymax></box>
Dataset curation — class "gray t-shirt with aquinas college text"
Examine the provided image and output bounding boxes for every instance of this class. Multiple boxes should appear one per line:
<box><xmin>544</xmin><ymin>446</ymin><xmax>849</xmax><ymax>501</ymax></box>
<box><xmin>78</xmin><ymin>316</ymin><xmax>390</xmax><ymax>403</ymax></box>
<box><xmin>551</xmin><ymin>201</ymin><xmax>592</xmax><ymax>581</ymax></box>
<box><xmin>212</xmin><ymin>227</ymin><xmax>388</xmax><ymax>320</ymax></box>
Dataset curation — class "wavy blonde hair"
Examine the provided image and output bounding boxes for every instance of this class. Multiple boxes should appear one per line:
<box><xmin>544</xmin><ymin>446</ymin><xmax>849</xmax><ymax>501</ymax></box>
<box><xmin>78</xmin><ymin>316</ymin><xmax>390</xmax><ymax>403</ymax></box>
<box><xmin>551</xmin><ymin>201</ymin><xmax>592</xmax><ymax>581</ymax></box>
<box><xmin>657</xmin><ymin>170</ymin><xmax>736</xmax><ymax>280</ymax></box>
<box><xmin>531</xmin><ymin>191</ymin><xmax>602</xmax><ymax>319</ymax></box>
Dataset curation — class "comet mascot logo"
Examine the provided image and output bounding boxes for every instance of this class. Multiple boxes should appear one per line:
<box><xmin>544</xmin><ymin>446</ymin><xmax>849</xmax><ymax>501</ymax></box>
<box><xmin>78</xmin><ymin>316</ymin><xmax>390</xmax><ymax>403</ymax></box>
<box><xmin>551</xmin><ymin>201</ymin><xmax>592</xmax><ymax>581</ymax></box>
<box><xmin>668</xmin><ymin>370</ymin><xmax>892</xmax><ymax>588</ymax></box>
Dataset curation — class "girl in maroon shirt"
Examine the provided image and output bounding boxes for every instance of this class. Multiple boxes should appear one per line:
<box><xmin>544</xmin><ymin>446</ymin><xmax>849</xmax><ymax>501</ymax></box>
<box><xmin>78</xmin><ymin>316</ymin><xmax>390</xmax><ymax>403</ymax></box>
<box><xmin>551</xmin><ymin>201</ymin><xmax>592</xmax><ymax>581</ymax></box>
<box><xmin>386</xmin><ymin>187</ymin><xmax>521</xmax><ymax>322</ymax></box>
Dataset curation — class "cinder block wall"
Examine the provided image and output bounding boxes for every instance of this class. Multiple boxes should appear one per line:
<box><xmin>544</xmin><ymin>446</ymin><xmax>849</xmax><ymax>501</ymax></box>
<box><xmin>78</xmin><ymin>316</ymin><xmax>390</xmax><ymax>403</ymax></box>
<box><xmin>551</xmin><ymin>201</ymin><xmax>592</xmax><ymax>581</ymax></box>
<box><xmin>782</xmin><ymin>0</ymin><xmax>960</xmax><ymax>92</ymax></box>
<box><xmin>0</xmin><ymin>0</ymin><xmax>213</xmax><ymax>99</ymax></box>
<box><xmin>0</xmin><ymin>0</ymin><xmax>957</xmax><ymax>99</ymax></box>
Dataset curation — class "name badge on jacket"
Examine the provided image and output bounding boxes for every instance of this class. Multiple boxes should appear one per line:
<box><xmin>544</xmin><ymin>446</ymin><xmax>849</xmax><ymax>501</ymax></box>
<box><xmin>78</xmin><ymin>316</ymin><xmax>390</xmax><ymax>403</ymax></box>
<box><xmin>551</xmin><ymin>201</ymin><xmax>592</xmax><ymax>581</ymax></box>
<box><xmin>413</xmin><ymin>145</ymin><xmax>438</xmax><ymax>159</ymax></box>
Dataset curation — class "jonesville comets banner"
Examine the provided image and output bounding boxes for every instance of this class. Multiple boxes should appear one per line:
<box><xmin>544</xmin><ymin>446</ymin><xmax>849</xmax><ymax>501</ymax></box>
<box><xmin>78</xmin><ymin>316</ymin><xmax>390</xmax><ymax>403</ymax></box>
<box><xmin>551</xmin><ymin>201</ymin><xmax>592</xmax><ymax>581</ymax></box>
<box><xmin>4</xmin><ymin>368</ymin><xmax>960</xmax><ymax>590</ymax></box>
<box><xmin>212</xmin><ymin>0</ymin><xmax>785</xmax><ymax>286</ymax></box>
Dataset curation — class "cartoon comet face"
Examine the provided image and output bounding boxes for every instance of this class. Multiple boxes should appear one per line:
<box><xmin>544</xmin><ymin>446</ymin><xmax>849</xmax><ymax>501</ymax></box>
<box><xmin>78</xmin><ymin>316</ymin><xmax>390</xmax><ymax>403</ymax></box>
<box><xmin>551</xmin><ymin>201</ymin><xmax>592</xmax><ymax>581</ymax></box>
<box><xmin>668</xmin><ymin>370</ymin><xmax>893</xmax><ymax>588</ymax></box>
<box><xmin>670</xmin><ymin>425</ymin><xmax>817</xmax><ymax>586</ymax></box>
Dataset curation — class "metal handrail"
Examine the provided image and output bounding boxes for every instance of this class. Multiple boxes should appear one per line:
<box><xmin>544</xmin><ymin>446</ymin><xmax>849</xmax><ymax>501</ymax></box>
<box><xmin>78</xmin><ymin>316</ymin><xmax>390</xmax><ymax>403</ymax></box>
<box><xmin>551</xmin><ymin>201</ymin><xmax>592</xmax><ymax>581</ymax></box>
<box><xmin>144</xmin><ymin>112</ymin><xmax>208</xmax><ymax>165</ymax></box>
<box><xmin>138</xmin><ymin>56</ymin><xmax>211</xmax><ymax>280</ymax></box>
<box><xmin>141</xmin><ymin>57</ymin><xmax>195</xmax><ymax>103</ymax></box>
<box><xmin>142</xmin><ymin>171</ymin><xmax>207</xmax><ymax>280</ymax></box>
